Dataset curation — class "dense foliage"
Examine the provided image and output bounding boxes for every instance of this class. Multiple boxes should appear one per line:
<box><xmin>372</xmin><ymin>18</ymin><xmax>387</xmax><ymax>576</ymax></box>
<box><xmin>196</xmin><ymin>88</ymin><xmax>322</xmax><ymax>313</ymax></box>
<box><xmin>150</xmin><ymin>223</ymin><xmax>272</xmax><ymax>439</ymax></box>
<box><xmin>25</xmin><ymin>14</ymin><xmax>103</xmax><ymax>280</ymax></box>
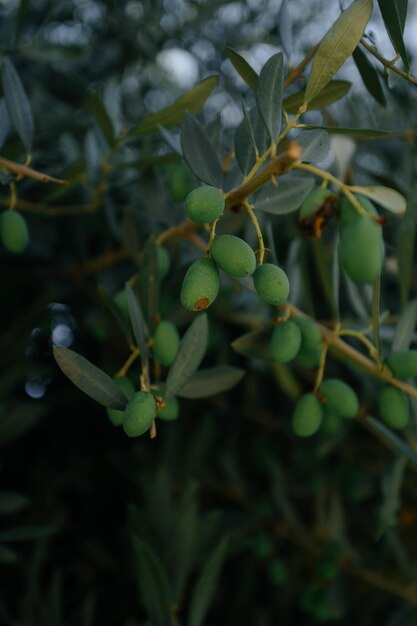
<box><xmin>1</xmin><ymin>0</ymin><xmax>417</xmax><ymax>624</ymax></box>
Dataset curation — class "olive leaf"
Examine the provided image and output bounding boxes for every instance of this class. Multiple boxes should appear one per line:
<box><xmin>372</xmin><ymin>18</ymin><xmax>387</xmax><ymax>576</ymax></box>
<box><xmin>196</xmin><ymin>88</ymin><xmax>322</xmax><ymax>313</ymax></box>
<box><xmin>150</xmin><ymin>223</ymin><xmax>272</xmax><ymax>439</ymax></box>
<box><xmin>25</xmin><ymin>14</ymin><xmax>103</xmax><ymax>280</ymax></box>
<box><xmin>126</xmin><ymin>282</ymin><xmax>149</xmax><ymax>370</ymax></box>
<box><xmin>377</xmin><ymin>0</ymin><xmax>409</xmax><ymax>72</ymax></box>
<box><xmin>366</xmin><ymin>416</ymin><xmax>417</xmax><ymax>467</ymax></box>
<box><xmin>278</xmin><ymin>0</ymin><xmax>293</xmax><ymax>58</ymax></box>
<box><xmin>256</xmin><ymin>52</ymin><xmax>284</xmax><ymax>141</ymax></box>
<box><xmin>234</xmin><ymin>104</ymin><xmax>267</xmax><ymax>175</ymax></box>
<box><xmin>53</xmin><ymin>345</ymin><xmax>128</xmax><ymax>410</ymax></box>
<box><xmin>231</xmin><ymin>330</ymin><xmax>272</xmax><ymax>360</ymax></box>
<box><xmin>304</xmin><ymin>0</ymin><xmax>373</xmax><ymax>105</ymax></box>
<box><xmin>349</xmin><ymin>185</ymin><xmax>406</xmax><ymax>214</ymax></box>
<box><xmin>255</xmin><ymin>175</ymin><xmax>315</xmax><ymax>215</ymax></box>
<box><xmin>283</xmin><ymin>80</ymin><xmax>351</xmax><ymax>114</ymax></box>
<box><xmin>86</xmin><ymin>90</ymin><xmax>115</xmax><ymax>147</ymax></box>
<box><xmin>301</xmin><ymin>125</ymin><xmax>390</xmax><ymax>138</ymax></box>
<box><xmin>226</xmin><ymin>47</ymin><xmax>258</xmax><ymax>90</ymax></box>
<box><xmin>392</xmin><ymin>300</ymin><xmax>417</xmax><ymax>352</ymax></box>
<box><xmin>180</xmin><ymin>112</ymin><xmax>223</xmax><ymax>187</ymax></box>
<box><xmin>2</xmin><ymin>57</ymin><xmax>34</xmax><ymax>153</ymax></box>
<box><xmin>352</xmin><ymin>46</ymin><xmax>386</xmax><ymax>107</ymax></box>
<box><xmin>296</xmin><ymin>129</ymin><xmax>330</xmax><ymax>163</ymax></box>
<box><xmin>178</xmin><ymin>366</ymin><xmax>245</xmax><ymax>399</ymax></box>
<box><xmin>128</xmin><ymin>75</ymin><xmax>218</xmax><ymax>136</ymax></box>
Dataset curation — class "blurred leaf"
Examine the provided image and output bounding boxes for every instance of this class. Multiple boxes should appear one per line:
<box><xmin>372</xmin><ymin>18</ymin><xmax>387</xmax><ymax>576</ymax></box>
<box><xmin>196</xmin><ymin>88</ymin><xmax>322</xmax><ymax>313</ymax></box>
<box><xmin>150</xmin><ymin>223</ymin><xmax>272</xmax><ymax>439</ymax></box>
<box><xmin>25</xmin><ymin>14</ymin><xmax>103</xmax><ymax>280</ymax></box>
<box><xmin>256</xmin><ymin>52</ymin><xmax>284</xmax><ymax>141</ymax></box>
<box><xmin>178</xmin><ymin>366</ymin><xmax>245</xmax><ymax>399</ymax></box>
<box><xmin>296</xmin><ymin>129</ymin><xmax>330</xmax><ymax>163</ymax></box>
<box><xmin>165</xmin><ymin>314</ymin><xmax>208</xmax><ymax>399</ymax></box>
<box><xmin>15</xmin><ymin>0</ymin><xmax>31</xmax><ymax>38</ymax></box>
<box><xmin>255</xmin><ymin>175</ymin><xmax>315</xmax><ymax>214</ymax></box>
<box><xmin>301</xmin><ymin>124</ymin><xmax>389</xmax><ymax>137</ymax></box>
<box><xmin>231</xmin><ymin>330</ymin><xmax>271</xmax><ymax>360</ymax></box>
<box><xmin>129</xmin><ymin>76</ymin><xmax>218</xmax><ymax>136</ymax></box>
<box><xmin>304</xmin><ymin>0</ymin><xmax>373</xmax><ymax>104</ymax></box>
<box><xmin>377</xmin><ymin>0</ymin><xmax>409</xmax><ymax>72</ymax></box>
<box><xmin>376</xmin><ymin>457</ymin><xmax>407</xmax><ymax>539</ymax></box>
<box><xmin>126</xmin><ymin>282</ymin><xmax>149</xmax><ymax>369</ymax></box>
<box><xmin>0</xmin><ymin>97</ymin><xmax>11</xmax><ymax>150</ymax></box>
<box><xmin>139</xmin><ymin>237</ymin><xmax>160</xmax><ymax>331</ymax></box>
<box><xmin>397</xmin><ymin>190</ymin><xmax>417</xmax><ymax>304</ymax></box>
<box><xmin>158</xmin><ymin>125</ymin><xmax>182</xmax><ymax>156</ymax></box>
<box><xmin>97</xmin><ymin>285</ymin><xmax>135</xmax><ymax>349</ymax></box>
<box><xmin>53</xmin><ymin>346</ymin><xmax>128</xmax><ymax>410</ymax></box>
<box><xmin>2</xmin><ymin>57</ymin><xmax>34</xmax><ymax>153</ymax></box>
<box><xmin>283</xmin><ymin>80</ymin><xmax>351</xmax><ymax>114</ymax></box>
<box><xmin>0</xmin><ymin>402</ymin><xmax>46</xmax><ymax>446</ymax></box>
<box><xmin>21</xmin><ymin>45</ymin><xmax>85</xmax><ymax>63</ymax></box>
<box><xmin>349</xmin><ymin>185</ymin><xmax>406</xmax><ymax>214</ymax></box>
<box><xmin>352</xmin><ymin>46</ymin><xmax>386</xmax><ymax>107</ymax></box>
<box><xmin>0</xmin><ymin>525</ymin><xmax>56</xmax><ymax>542</ymax></box>
<box><xmin>0</xmin><ymin>545</ymin><xmax>18</xmax><ymax>564</ymax></box>
<box><xmin>366</xmin><ymin>416</ymin><xmax>417</xmax><ymax>467</ymax></box>
<box><xmin>226</xmin><ymin>48</ymin><xmax>258</xmax><ymax>90</ymax></box>
<box><xmin>86</xmin><ymin>91</ymin><xmax>115</xmax><ymax>147</ymax></box>
<box><xmin>132</xmin><ymin>537</ymin><xmax>173</xmax><ymax>626</ymax></box>
<box><xmin>278</xmin><ymin>0</ymin><xmax>293</xmax><ymax>57</ymax></box>
<box><xmin>188</xmin><ymin>537</ymin><xmax>229</xmax><ymax>626</ymax></box>
<box><xmin>234</xmin><ymin>104</ymin><xmax>267</xmax><ymax>175</ymax></box>
<box><xmin>392</xmin><ymin>300</ymin><xmax>417</xmax><ymax>351</ymax></box>
<box><xmin>0</xmin><ymin>492</ymin><xmax>29</xmax><ymax>516</ymax></box>
<box><xmin>180</xmin><ymin>112</ymin><xmax>223</xmax><ymax>187</ymax></box>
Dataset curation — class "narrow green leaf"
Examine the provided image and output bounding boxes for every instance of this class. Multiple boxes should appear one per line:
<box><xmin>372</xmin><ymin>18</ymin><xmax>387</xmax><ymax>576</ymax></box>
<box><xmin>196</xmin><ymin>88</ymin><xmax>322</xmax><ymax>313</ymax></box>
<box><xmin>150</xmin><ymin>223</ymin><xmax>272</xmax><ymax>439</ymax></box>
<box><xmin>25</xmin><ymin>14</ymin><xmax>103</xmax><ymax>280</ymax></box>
<box><xmin>180</xmin><ymin>112</ymin><xmax>223</xmax><ymax>187</ymax></box>
<box><xmin>392</xmin><ymin>300</ymin><xmax>417</xmax><ymax>352</ymax></box>
<box><xmin>178</xmin><ymin>366</ymin><xmax>245</xmax><ymax>399</ymax></box>
<box><xmin>278</xmin><ymin>0</ymin><xmax>293</xmax><ymax>57</ymax></box>
<box><xmin>352</xmin><ymin>46</ymin><xmax>386</xmax><ymax>107</ymax></box>
<box><xmin>0</xmin><ymin>492</ymin><xmax>29</xmax><ymax>516</ymax></box>
<box><xmin>301</xmin><ymin>124</ymin><xmax>390</xmax><ymax>138</ymax></box>
<box><xmin>53</xmin><ymin>345</ymin><xmax>128</xmax><ymax>410</ymax></box>
<box><xmin>397</xmin><ymin>0</ymin><xmax>408</xmax><ymax>32</ymax></box>
<box><xmin>97</xmin><ymin>285</ymin><xmax>134</xmax><ymax>349</ymax></box>
<box><xmin>165</xmin><ymin>314</ymin><xmax>208</xmax><ymax>399</ymax></box>
<box><xmin>0</xmin><ymin>525</ymin><xmax>56</xmax><ymax>542</ymax></box>
<box><xmin>255</xmin><ymin>175</ymin><xmax>315</xmax><ymax>215</ymax></box>
<box><xmin>349</xmin><ymin>185</ymin><xmax>406</xmax><ymax>214</ymax></box>
<box><xmin>397</xmin><ymin>190</ymin><xmax>417</xmax><ymax>304</ymax></box>
<box><xmin>234</xmin><ymin>105</ymin><xmax>267</xmax><ymax>175</ymax></box>
<box><xmin>283</xmin><ymin>80</ymin><xmax>351</xmax><ymax>114</ymax></box>
<box><xmin>139</xmin><ymin>237</ymin><xmax>160</xmax><ymax>331</ymax></box>
<box><xmin>366</xmin><ymin>416</ymin><xmax>417</xmax><ymax>467</ymax></box>
<box><xmin>296</xmin><ymin>129</ymin><xmax>330</xmax><ymax>163</ymax></box>
<box><xmin>128</xmin><ymin>76</ymin><xmax>218</xmax><ymax>136</ymax></box>
<box><xmin>2</xmin><ymin>57</ymin><xmax>34</xmax><ymax>153</ymax></box>
<box><xmin>377</xmin><ymin>0</ymin><xmax>409</xmax><ymax>72</ymax></box>
<box><xmin>226</xmin><ymin>48</ymin><xmax>258</xmax><ymax>90</ymax></box>
<box><xmin>256</xmin><ymin>52</ymin><xmax>284</xmax><ymax>141</ymax></box>
<box><xmin>86</xmin><ymin>91</ymin><xmax>115</xmax><ymax>147</ymax></box>
<box><xmin>132</xmin><ymin>537</ymin><xmax>173</xmax><ymax>626</ymax></box>
<box><xmin>188</xmin><ymin>537</ymin><xmax>229</xmax><ymax>626</ymax></box>
<box><xmin>304</xmin><ymin>0</ymin><xmax>373</xmax><ymax>105</ymax></box>
<box><xmin>231</xmin><ymin>330</ymin><xmax>272</xmax><ymax>360</ymax></box>
<box><xmin>126</xmin><ymin>282</ymin><xmax>148</xmax><ymax>369</ymax></box>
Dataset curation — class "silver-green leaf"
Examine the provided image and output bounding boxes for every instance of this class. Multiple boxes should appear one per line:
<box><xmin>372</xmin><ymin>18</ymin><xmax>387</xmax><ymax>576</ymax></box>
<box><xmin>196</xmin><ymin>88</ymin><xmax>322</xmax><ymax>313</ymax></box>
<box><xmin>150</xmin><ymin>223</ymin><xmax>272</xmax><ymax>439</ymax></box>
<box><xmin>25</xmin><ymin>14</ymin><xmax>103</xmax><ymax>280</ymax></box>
<box><xmin>178</xmin><ymin>366</ymin><xmax>245</xmax><ymax>399</ymax></box>
<box><xmin>255</xmin><ymin>175</ymin><xmax>315</xmax><ymax>215</ymax></box>
<box><xmin>256</xmin><ymin>52</ymin><xmax>284</xmax><ymax>141</ymax></box>
<box><xmin>180</xmin><ymin>112</ymin><xmax>223</xmax><ymax>187</ymax></box>
<box><xmin>2</xmin><ymin>57</ymin><xmax>34</xmax><ymax>153</ymax></box>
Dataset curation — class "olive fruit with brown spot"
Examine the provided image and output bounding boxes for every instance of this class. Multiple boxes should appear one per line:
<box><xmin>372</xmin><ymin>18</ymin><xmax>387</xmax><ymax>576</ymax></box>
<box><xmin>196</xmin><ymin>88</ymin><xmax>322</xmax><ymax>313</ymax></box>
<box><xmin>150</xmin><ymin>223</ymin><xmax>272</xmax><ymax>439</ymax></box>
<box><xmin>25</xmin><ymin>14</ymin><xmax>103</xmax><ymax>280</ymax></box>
<box><xmin>270</xmin><ymin>320</ymin><xmax>302</xmax><ymax>364</ymax></box>
<box><xmin>210</xmin><ymin>235</ymin><xmax>256</xmax><ymax>278</ymax></box>
<box><xmin>180</xmin><ymin>257</ymin><xmax>219</xmax><ymax>311</ymax></box>
<box><xmin>185</xmin><ymin>185</ymin><xmax>225</xmax><ymax>224</ymax></box>
<box><xmin>122</xmin><ymin>391</ymin><xmax>157</xmax><ymax>437</ymax></box>
<box><xmin>253</xmin><ymin>263</ymin><xmax>289</xmax><ymax>306</ymax></box>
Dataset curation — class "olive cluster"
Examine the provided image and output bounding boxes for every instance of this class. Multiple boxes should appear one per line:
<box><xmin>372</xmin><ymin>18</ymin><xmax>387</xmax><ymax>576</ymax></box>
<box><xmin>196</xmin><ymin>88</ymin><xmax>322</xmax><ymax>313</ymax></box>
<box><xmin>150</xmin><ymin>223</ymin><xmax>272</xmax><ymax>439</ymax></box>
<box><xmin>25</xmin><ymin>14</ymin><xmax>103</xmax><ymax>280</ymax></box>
<box><xmin>181</xmin><ymin>185</ymin><xmax>290</xmax><ymax>311</ymax></box>
<box><xmin>106</xmin><ymin>319</ymin><xmax>181</xmax><ymax>436</ymax></box>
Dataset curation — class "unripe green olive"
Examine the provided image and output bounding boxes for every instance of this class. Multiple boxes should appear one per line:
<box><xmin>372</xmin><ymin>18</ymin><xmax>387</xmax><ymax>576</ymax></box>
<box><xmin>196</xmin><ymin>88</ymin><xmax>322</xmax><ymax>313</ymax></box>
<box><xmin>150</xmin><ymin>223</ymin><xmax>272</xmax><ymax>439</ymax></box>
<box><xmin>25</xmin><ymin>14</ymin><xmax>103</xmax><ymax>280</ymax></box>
<box><xmin>122</xmin><ymin>391</ymin><xmax>157</xmax><ymax>437</ymax></box>
<box><xmin>0</xmin><ymin>210</ymin><xmax>29</xmax><ymax>254</ymax></box>
<box><xmin>379</xmin><ymin>385</ymin><xmax>409</xmax><ymax>429</ymax></box>
<box><xmin>157</xmin><ymin>246</ymin><xmax>171</xmax><ymax>280</ymax></box>
<box><xmin>185</xmin><ymin>186</ymin><xmax>225</xmax><ymax>224</ymax></box>
<box><xmin>321</xmin><ymin>408</ymin><xmax>344</xmax><ymax>436</ymax></box>
<box><xmin>339</xmin><ymin>194</ymin><xmax>378</xmax><ymax>229</ymax></box>
<box><xmin>181</xmin><ymin>257</ymin><xmax>219</xmax><ymax>311</ymax></box>
<box><xmin>292</xmin><ymin>394</ymin><xmax>323</xmax><ymax>437</ymax></box>
<box><xmin>294</xmin><ymin>347</ymin><xmax>321</xmax><ymax>369</ymax></box>
<box><xmin>385</xmin><ymin>351</ymin><xmax>417</xmax><ymax>379</ymax></box>
<box><xmin>114</xmin><ymin>288</ymin><xmax>129</xmax><ymax>317</ymax></box>
<box><xmin>339</xmin><ymin>214</ymin><xmax>383</xmax><ymax>284</ymax></box>
<box><xmin>106</xmin><ymin>377</ymin><xmax>135</xmax><ymax>426</ymax></box>
<box><xmin>270</xmin><ymin>320</ymin><xmax>302</xmax><ymax>364</ymax></box>
<box><xmin>292</xmin><ymin>317</ymin><xmax>322</xmax><ymax>351</ymax></box>
<box><xmin>319</xmin><ymin>378</ymin><xmax>359</xmax><ymax>418</ymax></box>
<box><xmin>153</xmin><ymin>320</ymin><xmax>180</xmax><ymax>366</ymax></box>
<box><xmin>253</xmin><ymin>263</ymin><xmax>289</xmax><ymax>306</ymax></box>
<box><xmin>169</xmin><ymin>164</ymin><xmax>193</xmax><ymax>202</ymax></box>
<box><xmin>210</xmin><ymin>235</ymin><xmax>256</xmax><ymax>278</ymax></box>
<box><xmin>158</xmin><ymin>396</ymin><xmax>180</xmax><ymax>421</ymax></box>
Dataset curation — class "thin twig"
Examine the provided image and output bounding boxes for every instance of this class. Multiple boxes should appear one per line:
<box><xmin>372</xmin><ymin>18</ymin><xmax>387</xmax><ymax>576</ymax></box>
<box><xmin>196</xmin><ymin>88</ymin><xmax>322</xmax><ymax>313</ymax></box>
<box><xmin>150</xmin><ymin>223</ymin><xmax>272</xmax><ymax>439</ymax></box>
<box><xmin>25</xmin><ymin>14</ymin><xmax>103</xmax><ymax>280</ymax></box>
<box><xmin>360</xmin><ymin>38</ymin><xmax>417</xmax><ymax>88</ymax></box>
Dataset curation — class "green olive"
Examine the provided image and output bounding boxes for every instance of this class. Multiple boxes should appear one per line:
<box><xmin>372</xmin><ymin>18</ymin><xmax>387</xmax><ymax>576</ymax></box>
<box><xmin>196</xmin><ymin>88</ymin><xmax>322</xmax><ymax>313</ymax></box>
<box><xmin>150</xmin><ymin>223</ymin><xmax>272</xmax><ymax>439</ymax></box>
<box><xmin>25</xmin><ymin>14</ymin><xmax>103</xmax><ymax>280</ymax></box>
<box><xmin>122</xmin><ymin>391</ymin><xmax>157</xmax><ymax>437</ymax></box>
<box><xmin>385</xmin><ymin>351</ymin><xmax>417</xmax><ymax>379</ymax></box>
<box><xmin>185</xmin><ymin>186</ymin><xmax>224</xmax><ymax>224</ymax></box>
<box><xmin>106</xmin><ymin>377</ymin><xmax>135</xmax><ymax>426</ymax></box>
<box><xmin>253</xmin><ymin>263</ymin><xmax>290</xmax><ymax>306</ymax></box>
<box><xmin>153</xmin><ymin>320</ymin><xmax>180</xmax><ymax>366</ymax></box>
<box><xmin>270</xmin><ymin>320</ymin><xmax>302</xmax><ymax>364</ymax></box>
<box><xmin>0</xmin><ymin>210</ymin><xmax>29</xmax><ymax>254</ymax></box>
<box><xmin>379</xmin><ymin>385</ymin><xmax>409</xmax><ymax>429</ymax></box>
<box><xmin>319</xmin><ymin>378</ymin><xmax>359</xmax><ymax>418</ymax></box>
<box><xmin>210</xmin><ymin>235</ymin><xmax>256</xmax><ymax>278</ymax></box>
<box><xmin>180</xmin><ymin>257</ymin><xmax>219</xmax><ymax>311</ymax></box>
<box><xmin>292</xmin><ymin>394</ymin><xmax>323</xmax><ymax>437</ymax></box>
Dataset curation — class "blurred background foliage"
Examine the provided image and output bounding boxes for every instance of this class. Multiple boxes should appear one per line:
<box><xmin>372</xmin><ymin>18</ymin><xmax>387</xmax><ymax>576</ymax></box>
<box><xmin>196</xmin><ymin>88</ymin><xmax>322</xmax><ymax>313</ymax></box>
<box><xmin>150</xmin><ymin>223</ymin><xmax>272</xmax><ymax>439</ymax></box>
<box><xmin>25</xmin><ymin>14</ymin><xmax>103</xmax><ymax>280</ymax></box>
<box><xmin>1</xmin><ymin>0</ymin><xmax>417</xmax><ymax>624</ymax></box>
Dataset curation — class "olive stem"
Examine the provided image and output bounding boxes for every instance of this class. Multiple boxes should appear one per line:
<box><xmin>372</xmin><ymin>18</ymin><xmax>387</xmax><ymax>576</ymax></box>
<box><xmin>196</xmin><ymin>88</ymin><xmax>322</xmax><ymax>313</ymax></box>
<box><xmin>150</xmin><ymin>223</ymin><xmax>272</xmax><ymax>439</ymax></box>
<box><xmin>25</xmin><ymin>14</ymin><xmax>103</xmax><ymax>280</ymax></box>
<box><xmin>244</xmin><ymin>200</ymin><xmax>265</xmax><ymax>264</ymax></box>
<box><xmin>207</xmin><ymin>218</ymin><xmax>218</xmax><ymax>252</ymax></box>
<box><xmin>115</xmin><ymin>348</ymin><xmax>140</xmax><ymax>378</ymax></box>
<box><xmin>314</xmin><ymin>342</ymin><xmax>329</xmax><ymax>391</ymax></box>
<box><xmin>338</xmin><ymin>329</ymin><xmax>378</xmax><ymax>361</ymax></box>
<box><xmin>371</xmin><ymin>278</ymin><xmax>382</xmax><ymax>366</ymax></box>
<box><xmin>360</xmin><ymin>37</ymin><xmax>417</xmax><ymax>87</ymax></box>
